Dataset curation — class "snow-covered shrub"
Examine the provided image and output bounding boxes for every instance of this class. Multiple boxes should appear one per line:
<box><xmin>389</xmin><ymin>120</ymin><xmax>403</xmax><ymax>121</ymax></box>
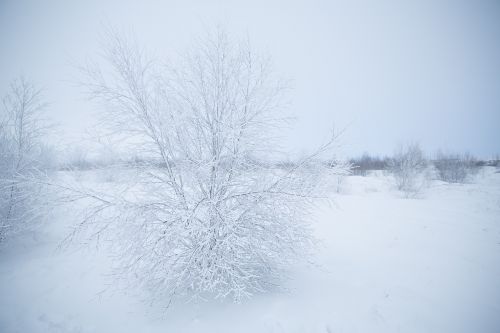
<box><xmin>0</xmin><ymin>78</ymin><xmax>53</xmax><ymax>243</ymax></box>
<box><xmin>388</xmin><ymin>143</ymin><xmax>427</xmax><ymax>197</ymax></box>
<box><xmin>63</xmin><ymin>29</ymin><xmax>349</xmax><ymax>302</ymax></box>
<box><xmin>433</xmin><ymin>152</ymin><xmax>479</xmax><ymax>183</ymax></box>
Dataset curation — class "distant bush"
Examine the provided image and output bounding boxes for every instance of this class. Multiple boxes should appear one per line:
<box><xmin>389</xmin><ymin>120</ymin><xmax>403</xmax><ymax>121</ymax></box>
<box><xmin>433</xmin><ymin>152</ymin><xmax>479</xmax><ymax>183</ymax></box>
<box><xmin>487</xmin><ymin>155</ymin><xmax>500</xmax><ymax>167</ymax></box>
<box><xmin>349</xmin><ymin>154</ymin><xmax>389</xmax><ymax>176</ymax></box>
<box><xmin>60</xmin><ymin>146</ymin><xmax>124</xmax><ymax>171</ymax></box>
<box><xmin>388</xmin><ymin>143</ymin><xmax>428</xmax><ymax>197</ymax></box>
<box><xmin>60</xmin><ymin>148</ymin><xmax>94</xmax><ymax>170</ymax></box>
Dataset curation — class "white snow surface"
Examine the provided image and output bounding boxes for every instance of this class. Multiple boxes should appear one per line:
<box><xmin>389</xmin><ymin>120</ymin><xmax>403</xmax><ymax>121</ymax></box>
<box><xmin>1</xmin><ymin>167</ymin><xmax>499</xmax><ymax>332</ymax></box>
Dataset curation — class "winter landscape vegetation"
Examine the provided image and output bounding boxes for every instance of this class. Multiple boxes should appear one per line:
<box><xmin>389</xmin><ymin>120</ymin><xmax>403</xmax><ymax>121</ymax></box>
<box><xmin>1</xmin><ymin>1</ymin><xmax>500</xmax><ymax>332</ymax></box>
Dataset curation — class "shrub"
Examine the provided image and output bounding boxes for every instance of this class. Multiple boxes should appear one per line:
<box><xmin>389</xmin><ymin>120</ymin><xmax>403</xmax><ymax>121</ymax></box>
<box><xmin>433</xmin><ymin>152</ymin><xmax>478</xmax><ymax>183</ymax></box>
<box><xmin>388</xmin><ymin>143</ymin><xmax>427</xmax><ymax>197</ymax></box>
<box><xmin>349</xmin><ymin>153</ymin><xmax>389</xmax><ymax>176</ymax></box>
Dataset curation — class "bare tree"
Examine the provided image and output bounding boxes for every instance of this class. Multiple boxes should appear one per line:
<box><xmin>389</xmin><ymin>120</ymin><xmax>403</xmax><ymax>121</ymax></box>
<box><xmin>389</xmin><ymin>143</ymin><xmax>427</xmax><ymax>197</ymax></box>
<box><xmin>0</xmin><ymin>78</ymin><xmax>52</xmax><ymax>243</ymax></box>
<box><xmin>61</xmin><ymin>29</ymin><xmax>350</xmax><ymax>303</ymax></box>
<box><xmin>433</xmin><ymin>151</ymin><xmax>478</xmax><ymax>183</ymax></box>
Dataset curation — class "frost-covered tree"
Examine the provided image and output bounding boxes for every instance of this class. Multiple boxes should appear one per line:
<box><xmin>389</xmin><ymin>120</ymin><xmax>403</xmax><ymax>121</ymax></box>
<box><xmin>433</xmin><ymin>151</ymin><xmax>478</xmax><ymax>183</ymax></box>
<box><xmin>0</xmin><ymin>78</ymin><xmax>52</xmax><ymax>243</ymax></box>
<box><xmin>389</xmin><ymin>143</ymin><xmax>427</xmax><ymax>197</ymax></box>
<box><xmin>68</xmin><ymin>29</ymin><xmax>349</xmax><ymax>302</ymax></box>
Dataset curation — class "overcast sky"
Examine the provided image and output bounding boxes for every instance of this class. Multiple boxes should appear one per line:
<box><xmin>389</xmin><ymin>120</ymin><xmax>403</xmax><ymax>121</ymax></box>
<box><xmin>1</xmin><ymin>0</ymin><xmax>499</xmax><ymax>158</ymax></box>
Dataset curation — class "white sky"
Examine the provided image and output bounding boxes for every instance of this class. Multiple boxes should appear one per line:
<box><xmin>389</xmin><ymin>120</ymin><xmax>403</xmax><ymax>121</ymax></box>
<box><xmin>1</xmin><ymin>0</ymin><xmax>499</xmax><ymax>158</ymax></box>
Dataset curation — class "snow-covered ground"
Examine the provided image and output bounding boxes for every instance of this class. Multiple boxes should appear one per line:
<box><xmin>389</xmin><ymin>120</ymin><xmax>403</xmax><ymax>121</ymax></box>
<box><xmin>1</xmin><ymin>167</ymin><xmax>499</xmax><ymax>333</ymax></box>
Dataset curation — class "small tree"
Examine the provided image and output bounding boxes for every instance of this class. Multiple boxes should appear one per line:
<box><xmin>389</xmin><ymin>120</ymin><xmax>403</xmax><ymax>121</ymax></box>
<box><xmin>433</xmin><ymin>151</ymin><xmax>478</xmax><ymax>183</ymax></box>
<box><xmin>0</xmin><ymin>78</ymin><xmax>52</xmax><ymax>243</ymax></box>
<box><xmin>66</xmin><ymin>29</ymin><xmax>349</xmax><ymax>302</ymax></box>
<box><xmin>389</xmin><ymin>143</ymin><xmax>427</xmax><ymax>197</ymax></box>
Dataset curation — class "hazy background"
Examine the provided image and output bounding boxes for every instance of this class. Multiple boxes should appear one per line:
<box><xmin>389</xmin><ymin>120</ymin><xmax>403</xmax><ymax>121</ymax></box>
<box><xmin>1</xmin><ymin>0</ymin><xmax>499</xmax><ymax>158</ymax></box>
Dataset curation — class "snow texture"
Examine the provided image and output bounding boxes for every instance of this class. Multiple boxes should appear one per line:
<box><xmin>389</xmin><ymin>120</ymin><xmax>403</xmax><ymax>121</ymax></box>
<box><xmin>1</xmin><ymin>167</ymin><xmax>499</xmax><ymax>332</ymax></box>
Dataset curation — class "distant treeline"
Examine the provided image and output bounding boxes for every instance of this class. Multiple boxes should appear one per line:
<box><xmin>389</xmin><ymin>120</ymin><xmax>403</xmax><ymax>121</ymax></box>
<box><xmin>348</xmin><ymin>152</ymin><xmax>499</xmax><ymax>182</ymax></box>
